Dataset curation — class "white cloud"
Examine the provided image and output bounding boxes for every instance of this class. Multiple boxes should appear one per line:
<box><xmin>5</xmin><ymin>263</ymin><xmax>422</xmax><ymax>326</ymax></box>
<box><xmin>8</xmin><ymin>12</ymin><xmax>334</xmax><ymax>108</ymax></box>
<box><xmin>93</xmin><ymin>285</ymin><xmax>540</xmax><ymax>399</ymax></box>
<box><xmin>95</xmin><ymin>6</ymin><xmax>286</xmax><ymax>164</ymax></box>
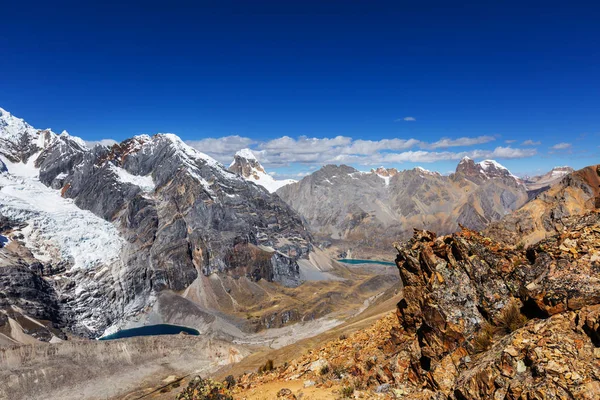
<box><xmin>186</xmin><ymin>135</ymin><xmax>256</xmax><ymax>162</ymax></box>
<box><xmin>85</xmin><ymin>138</ymin><xmax>118</xmax><ymax>148</ymax></box>
<box><xmin>505</xmin><ymin>139</ymin><xmax>516</xmax><ymax>144</ymax></box>
<box><xmin>260</xmin><ymin>135</ymin><xmax>352</xmax><ymax>153</ymax></box>
<box><xmin>484</xmin><ymin>146</ymin><xmax>537</xmax><ymax>159</ymax></box>
<box><xmin>551</xmin><ymin>142</ymin><xmax>571</xmax><ymax>150</ymax></box>
<box><xmin>403</xmin><ymin>116</ymin><xmax>416</xmax><ymax>122</ymax></box>
<box><xmin>424</xmin><ymin>135</ymin><xmax>495</xmax><ymax>149</ymax></box>
<box><xmin>522</xmin><ymin>139</ymin><xmax>541</xmax><ymax>146</ymax></box>
<box><xmin>341</xmin><ymin>138</ymin><xmax>420</xmax><ymax>154</ymax></box>
<box><xmin>184</xmin><ymin>133</ymin><xmax>534</xmax><ymax>169</ymax></box>
<box><xmin>377</xmin><ymin>146</ymin><xmax>536</xmax><ymax>164</ymax></box>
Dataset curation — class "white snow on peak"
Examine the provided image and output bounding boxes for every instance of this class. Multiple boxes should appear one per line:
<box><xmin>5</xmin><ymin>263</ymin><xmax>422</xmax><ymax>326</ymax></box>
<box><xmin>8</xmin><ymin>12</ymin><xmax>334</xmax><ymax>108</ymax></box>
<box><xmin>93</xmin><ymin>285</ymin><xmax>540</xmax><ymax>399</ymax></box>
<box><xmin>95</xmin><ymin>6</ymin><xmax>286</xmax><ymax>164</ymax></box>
<box><xmin>0</xmin><ymin>107</ymin><xmax>39</xmax><ymax>143</ymax></box>
<box><xmin>0</xmin><ymin>155</ymin><xmax>124</xmax><ymax>271</ymax></box>
<box><xmin>415</xmin><ymin>166</ymin><xmax>439</xmax><ymax>176</ymax></box>
<box><xmin>478</xmin><ymin>159</ymin><xmax>508</xmax><ymax>171</ymax></box>
<box><xmin>158</xmin><ymin>133</ymin><xmax>223</xmax><ymax>170</ymax></box>
<box><xmin>460</xmin><ymin>156</ymin><xmax>473</xmax><ymax>162</ymax></box>
<box><xmin>477</xmin><ymin>159</ymin><xmax>520</xmax><ymax>181</ymax></box>
<box><xmin>59</xmin><ymin>130</ymin><xmax>87</xmax><ymax>149</ymax></box>
<box><xmin>235</xmin><ymin>148</ymin><xmax>257</xmax><ymax>160</ymax></box>
<box><xmin>0</xmin><ymin>107</ymin><xmax>90</xmax><ymax>158</ymax></box>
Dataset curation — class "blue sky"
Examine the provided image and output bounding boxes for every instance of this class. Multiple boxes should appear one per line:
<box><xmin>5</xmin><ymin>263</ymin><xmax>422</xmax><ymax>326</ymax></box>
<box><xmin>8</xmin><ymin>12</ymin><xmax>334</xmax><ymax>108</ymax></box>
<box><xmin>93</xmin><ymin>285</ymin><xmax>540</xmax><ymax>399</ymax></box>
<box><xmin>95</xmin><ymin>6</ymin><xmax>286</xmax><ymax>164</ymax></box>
<box><xmin>1</xmin><ymin>1</ymin><xmax>598</xmax><ymax>178</ymax></box>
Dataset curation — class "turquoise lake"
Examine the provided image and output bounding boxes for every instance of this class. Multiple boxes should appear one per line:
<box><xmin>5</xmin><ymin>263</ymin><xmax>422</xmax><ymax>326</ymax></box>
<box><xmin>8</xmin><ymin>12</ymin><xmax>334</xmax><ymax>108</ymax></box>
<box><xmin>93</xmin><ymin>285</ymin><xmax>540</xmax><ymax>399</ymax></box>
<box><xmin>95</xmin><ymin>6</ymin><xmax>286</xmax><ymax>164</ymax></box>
<box><xmin>99</xmin><ymin>324</ymin><xmax>200</xmax><ymax>340</ymax></box>
<box><xmin>338</xmin><ymin>259</ymin><xmax>395</xmax><ymax>266</ymax></box>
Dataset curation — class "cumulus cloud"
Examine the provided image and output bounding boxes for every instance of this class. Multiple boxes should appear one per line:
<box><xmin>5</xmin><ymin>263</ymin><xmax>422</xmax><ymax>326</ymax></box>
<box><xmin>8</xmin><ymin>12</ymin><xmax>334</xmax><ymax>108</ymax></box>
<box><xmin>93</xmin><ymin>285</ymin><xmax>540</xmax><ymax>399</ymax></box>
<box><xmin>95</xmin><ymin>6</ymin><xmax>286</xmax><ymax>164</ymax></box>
<box><xmin>378</xmin><ymin>146</ymin><xmax>536</xmax><ymax>164</ymax></box>
<box><xmin>341</xmin><ymin>138</ymin><xmax>420</xmax><ymax>154</ymax></box>
<box><xmin>84</xmin><ymin>138</ymin><xmax>118</xmax><ymax>148</ymax></box>
<box><xmin>185</xmin><ymin>133</ymin><xmax>535</xmax><ymax>169</ymax></box>
<box><xmin>484</xmin><ymin>146</ymin><xmax>537</xmax><ymax>159</ymax></box>
<box><xmin>551</xmin><ymin>142</ymin><xmax>572</xmax><ymax>150</ymax></box>
<box><xmin>186</xmin><ymin>135</ymin><xmax>256</xmax><ymax>162</ymax></box>
<box><xmin>522</xmin><ymin>139</ymin><xmax>541</xmax><ymax>146</ymax></box>
<box><xmin>424</xmin><ymin>135</ymin><xmax>495</xmax><ymax>149</ymax></box>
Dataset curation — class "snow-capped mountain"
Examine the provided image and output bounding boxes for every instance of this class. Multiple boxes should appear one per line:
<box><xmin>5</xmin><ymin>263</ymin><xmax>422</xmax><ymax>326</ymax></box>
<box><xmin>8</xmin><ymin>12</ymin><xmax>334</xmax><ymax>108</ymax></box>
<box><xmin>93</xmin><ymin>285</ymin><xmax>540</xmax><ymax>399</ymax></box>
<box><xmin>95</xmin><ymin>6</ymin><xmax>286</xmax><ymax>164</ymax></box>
<box><xmin>228</xmin><ymin>148</ymin><xmax>296</xmax><ymax>193</ymax></box>
<box><xmin>523</xmin><ymin>166</ymin><xmax>574</xmax><ymax>191</ymax></box>
<box><xmin>455</xmin><ymin>156</ymin><xmax>521</xmax><ymax>184</ymax></box>
<box><xmin>0</xmin><ymin>107</ymin><xmax>314</xmax><ymax>338</ymax></box>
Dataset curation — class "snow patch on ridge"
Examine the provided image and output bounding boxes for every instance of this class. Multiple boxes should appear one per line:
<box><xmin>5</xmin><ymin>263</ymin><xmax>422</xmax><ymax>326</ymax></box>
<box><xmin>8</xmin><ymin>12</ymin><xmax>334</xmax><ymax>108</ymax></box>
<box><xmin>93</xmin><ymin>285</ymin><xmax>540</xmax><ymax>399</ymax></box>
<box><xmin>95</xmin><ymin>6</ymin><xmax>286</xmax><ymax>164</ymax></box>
<box><xmin>375</xmin><ymin>174</ymin><xmax>390</xmax><ymax>186</ymax></box>
<box><xmin>109</xmin><ymin>164</ymin><xmax>155</xmax><ymax>192</ymax></box>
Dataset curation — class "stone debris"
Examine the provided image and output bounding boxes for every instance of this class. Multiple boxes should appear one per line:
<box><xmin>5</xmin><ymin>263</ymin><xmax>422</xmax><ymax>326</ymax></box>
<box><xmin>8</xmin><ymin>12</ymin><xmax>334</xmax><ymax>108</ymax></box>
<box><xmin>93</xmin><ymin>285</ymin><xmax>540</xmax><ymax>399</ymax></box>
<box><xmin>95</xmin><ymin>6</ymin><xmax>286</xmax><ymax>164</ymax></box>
<box><xmin>177</xmin><ymin>376</ymin><xmax>233</xmax><ymax>400</ymax></box>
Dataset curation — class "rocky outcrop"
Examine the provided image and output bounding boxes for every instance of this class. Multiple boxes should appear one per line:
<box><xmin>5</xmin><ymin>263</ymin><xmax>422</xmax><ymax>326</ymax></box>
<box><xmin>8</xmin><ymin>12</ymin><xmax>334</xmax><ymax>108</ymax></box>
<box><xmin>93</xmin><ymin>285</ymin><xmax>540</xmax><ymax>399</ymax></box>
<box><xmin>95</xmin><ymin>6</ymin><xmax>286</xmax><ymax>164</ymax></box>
<box><xmin>390</xmin><ymin>211</ymin><xmax>600</xmax><ymax>398</ymax></box>
<box><xmin>485</xmin><ymin>164</ymin><xmax>600</xmax><ymax>245</ymax></box>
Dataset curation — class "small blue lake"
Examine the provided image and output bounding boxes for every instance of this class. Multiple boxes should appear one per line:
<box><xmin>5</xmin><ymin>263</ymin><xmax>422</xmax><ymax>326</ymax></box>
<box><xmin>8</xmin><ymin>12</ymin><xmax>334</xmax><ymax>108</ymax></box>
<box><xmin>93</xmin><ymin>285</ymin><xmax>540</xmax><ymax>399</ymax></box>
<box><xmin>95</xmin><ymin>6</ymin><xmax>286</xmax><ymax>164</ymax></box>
<box><xmin>0</xmin><ymin>235</ymin><xmax>9</xmax><ymax>247</ymax></box>
<box><xmin>99</xmin><ymin>324</ymin><xmax>200</xmax><ymax>340</ymax></box>
<box><xmin>338</xmin><ymin>259</ymin><xmax>395</xmax><ymax>266</ymax></box>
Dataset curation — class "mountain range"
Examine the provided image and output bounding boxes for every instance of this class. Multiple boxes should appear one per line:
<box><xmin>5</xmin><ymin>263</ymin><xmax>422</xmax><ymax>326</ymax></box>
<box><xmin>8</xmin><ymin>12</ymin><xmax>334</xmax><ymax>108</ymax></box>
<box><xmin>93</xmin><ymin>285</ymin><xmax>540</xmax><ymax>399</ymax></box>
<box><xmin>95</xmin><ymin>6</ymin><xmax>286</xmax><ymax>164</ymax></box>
<box><xmin>2</xmin><ymin>106</ymin><xmax>598</xmax><ymax>400</ymax></box>
<box><xmin>0</xmin><ymin>107</ymin><xmax>347</xmax><ymax>341</ymax></box>
<box><xmin>274</xmin><ymin>156</ymin><xmax>529</xmax><ymax>257</ymax></box>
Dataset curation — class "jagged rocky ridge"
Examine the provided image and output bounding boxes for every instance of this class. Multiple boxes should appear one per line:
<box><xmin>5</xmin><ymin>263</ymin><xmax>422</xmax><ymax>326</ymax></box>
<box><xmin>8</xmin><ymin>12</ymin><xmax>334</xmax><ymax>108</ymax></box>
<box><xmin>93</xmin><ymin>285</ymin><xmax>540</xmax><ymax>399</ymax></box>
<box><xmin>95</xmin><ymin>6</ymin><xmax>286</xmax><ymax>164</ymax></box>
<box><xmin>390</xmin><ymin>212</ymin><xmax>600</xmax><ymax>398</ymax></box>
<box><xmin>276</xmin><ymin>157</ymin><xmax>528</xmax><ymax>255</ymax></box>
<box><xmin>0</xmin><ymin>108</ymin><xmax>313</xmax><ymax>338</ymax></box>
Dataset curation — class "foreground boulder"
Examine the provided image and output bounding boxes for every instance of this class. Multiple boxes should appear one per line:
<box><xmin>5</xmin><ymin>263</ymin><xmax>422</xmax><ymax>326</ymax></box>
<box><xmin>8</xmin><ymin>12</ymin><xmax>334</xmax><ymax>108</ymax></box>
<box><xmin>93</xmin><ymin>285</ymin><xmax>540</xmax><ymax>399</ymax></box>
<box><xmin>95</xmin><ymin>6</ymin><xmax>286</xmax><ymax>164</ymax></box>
<box><xmin>393</xmin><ymin>210</ymin><xmax>600</xmax><ymax>398</ymax></box>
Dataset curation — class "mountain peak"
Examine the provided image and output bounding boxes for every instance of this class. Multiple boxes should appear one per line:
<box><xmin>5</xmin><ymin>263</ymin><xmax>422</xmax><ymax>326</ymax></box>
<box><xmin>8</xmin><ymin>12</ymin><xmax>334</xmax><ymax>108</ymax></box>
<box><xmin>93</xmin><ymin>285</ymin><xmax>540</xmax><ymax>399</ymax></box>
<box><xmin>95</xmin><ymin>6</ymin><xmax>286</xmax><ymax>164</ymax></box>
<box><xmin>229</xmin><ymin>150</ymin><xmax>295</xmax><ymax>193</ymax></box>
<box><xmin>370</xmin><ymin>166</ymin><xmax>398</xmax><ymax>177</ymax></box>
<box><xmin>455</xmin><ymin>157</ymin><xmax>519</xmax><ymax>183</ymax></box>
<box><xmin>235</xmin><ymin>148</ymin><xmax>257</xmax><ymax>160</ymax></box>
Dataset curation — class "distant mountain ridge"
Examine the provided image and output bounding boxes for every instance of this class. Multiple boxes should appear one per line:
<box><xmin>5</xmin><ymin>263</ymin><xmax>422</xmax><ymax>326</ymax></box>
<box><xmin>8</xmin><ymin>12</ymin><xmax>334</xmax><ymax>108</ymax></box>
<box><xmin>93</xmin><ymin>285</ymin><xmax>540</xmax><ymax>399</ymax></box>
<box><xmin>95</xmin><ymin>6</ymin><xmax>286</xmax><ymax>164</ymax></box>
<box><xmin>523</xmin><ymin>166</ymin><xmax>575</xmax><ymax>191</ymax></box>
<box><xmin>276</xmin><ymin>159</ymin><xmax>529</xmax><ymax>256</ymax></box>
<box><xmin>485</xmin><ymin>164</ymin><xmax>600</xmax><ymax>245</ymax></box>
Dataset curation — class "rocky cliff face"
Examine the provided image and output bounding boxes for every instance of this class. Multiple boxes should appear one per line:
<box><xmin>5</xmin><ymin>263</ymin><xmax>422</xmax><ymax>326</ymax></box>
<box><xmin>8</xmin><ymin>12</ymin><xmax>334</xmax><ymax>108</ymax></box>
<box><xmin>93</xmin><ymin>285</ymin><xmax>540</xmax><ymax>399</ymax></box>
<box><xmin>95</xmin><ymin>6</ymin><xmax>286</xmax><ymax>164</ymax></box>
<box><xmin>0</xmin><ymin>108</ymin><xmax>313</xmax><ymax>338</ymax></box>
<box><xmin>390</xmin><ymin>212</ymin><xmax>600</xmax><ymax>398</ymax></box>
<box><xmin>276</xmin><ymin>161</ymin><xmax>527</xmax><ymax>255</ymax></box>
<box><xmin>485</xmin><ymin>164</ymin><xmax>600</xmax><ymax>246</ymax></box>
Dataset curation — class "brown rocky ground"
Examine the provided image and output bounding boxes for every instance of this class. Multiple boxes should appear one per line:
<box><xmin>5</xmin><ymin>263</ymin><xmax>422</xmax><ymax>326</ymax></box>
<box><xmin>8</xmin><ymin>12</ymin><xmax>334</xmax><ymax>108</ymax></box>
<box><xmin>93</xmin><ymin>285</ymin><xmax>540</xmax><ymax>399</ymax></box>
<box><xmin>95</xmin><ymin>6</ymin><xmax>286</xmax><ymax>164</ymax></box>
<box><xmin>485</xmin><ymin>164</ymin><xmax>600</xmax><ymax>246</ymax></box>
<box><xmin>177</xmin><ymin>210</ymin><xmax>600</xmax><ymax>399</ymax></box>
